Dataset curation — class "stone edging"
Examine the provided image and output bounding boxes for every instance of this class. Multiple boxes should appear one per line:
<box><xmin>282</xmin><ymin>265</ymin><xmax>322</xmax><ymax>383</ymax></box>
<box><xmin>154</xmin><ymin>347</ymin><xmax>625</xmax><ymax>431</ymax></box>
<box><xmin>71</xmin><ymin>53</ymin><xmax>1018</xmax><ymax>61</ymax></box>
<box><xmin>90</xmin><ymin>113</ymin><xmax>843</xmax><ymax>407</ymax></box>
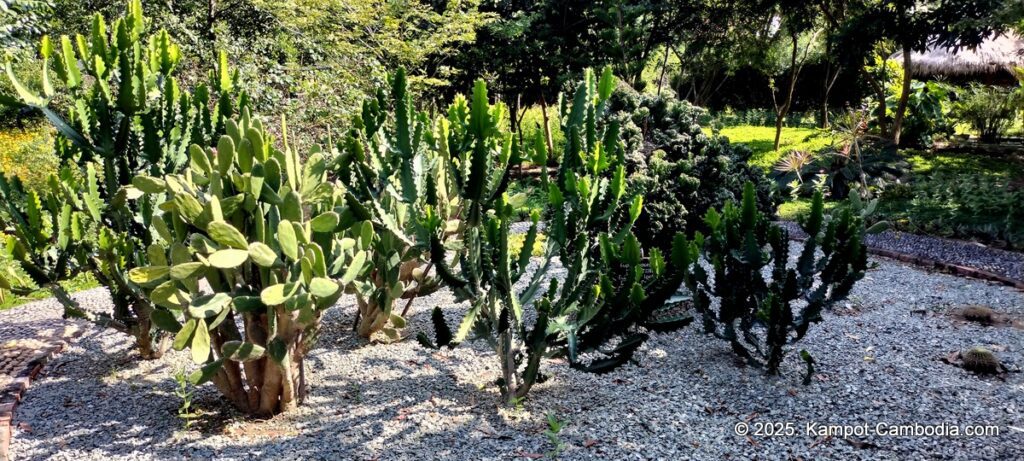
<box><xmin>866</xmin><ymin>246</ymin><xmax>1024</xmax><ymax>290</ymax></box>
<box><xmin>788</xmin><ymin>234</ymin><xmax>1024</xmax><ymax>290</ymax></box>
<box><xmin>0</xmin><ymin>330</ymin><xmax>81</xmax><ymax>461</ymax></box>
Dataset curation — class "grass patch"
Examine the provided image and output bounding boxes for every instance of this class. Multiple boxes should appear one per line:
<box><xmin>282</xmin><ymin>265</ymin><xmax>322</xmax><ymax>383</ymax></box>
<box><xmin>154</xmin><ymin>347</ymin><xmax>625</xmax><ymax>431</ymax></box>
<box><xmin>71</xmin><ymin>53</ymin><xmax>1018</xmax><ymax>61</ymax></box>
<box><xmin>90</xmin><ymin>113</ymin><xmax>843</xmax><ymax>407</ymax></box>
<box><xmin>0</xmin><ymin>272</ymin><xmax>98</xmax><ymax>311</ymax></box>
<box><xmin>777</xmin><ymin>197</ymin><xmax>841</xmax><ymax>221</ymax></box>
<box><xmin>715</xmin><ymin>126</ymin><xmax>839</xmax><ymax>171</ymax></box>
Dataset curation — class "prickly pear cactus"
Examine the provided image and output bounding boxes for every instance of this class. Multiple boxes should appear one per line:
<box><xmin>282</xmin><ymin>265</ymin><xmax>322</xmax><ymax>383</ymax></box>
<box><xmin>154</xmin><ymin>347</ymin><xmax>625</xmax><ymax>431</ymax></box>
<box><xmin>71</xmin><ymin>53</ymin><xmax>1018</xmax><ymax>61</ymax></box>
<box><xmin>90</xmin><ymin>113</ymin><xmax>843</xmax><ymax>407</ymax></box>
<box><xmin>0</xmin><ymin>1</ymin><xmax>245</xmax><ymax>359</ymax></box>
<box><xmin>333</xmin><ymin>68</ymin><xmax>447</xmax><ymax>339</ymax></box>
<box><xmin>683</xmin><ymin>183</ymin><xmax>873</xmax><ymax>381</ymax></box>
<box><xmin>421</xmin><ymin>67</ymin><xmax>688</xmax><ymax>404</ymax></box>
<box><xmin>132</xmin><ymin>113</ymin><xmax>367</xmax><ymax>415</ymax></box>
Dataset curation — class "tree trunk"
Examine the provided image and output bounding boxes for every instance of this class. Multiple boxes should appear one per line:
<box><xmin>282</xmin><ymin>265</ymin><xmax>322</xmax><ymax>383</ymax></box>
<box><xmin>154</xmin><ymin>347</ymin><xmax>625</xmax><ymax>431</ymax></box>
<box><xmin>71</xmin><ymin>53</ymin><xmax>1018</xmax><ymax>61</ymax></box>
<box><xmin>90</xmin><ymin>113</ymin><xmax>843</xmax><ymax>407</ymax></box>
<box><xmin>891</xmin><ymin>43</ymin><xmax>913</xmax><ymax>146</ymax></box>
<box><xmin>656</xmin><ymin>46</ymin><xmax>671</xmax><ymax>97</ymax></box>
<box><xmin>539</xmin><ymin>96</ymin><xmax>555</xmax><ymax>164</ymax></box>
<box><xmin>773</xmin><ymin>33</ymin><xmax>801</xmax><ymax>151</ymax></box>
<box><xmin>131</xmin><ymin>301</ymin><xmax>171</xmax><ymax>360</ymax></box>
<box><xmin>198</xmin><ymin>308</ymin><xmax>310</xmax><ymax>416</ymax></box>
<box><xmin>820</xmin><ymin>60</ymin><xmax>840</xmax><ymax>129</ymax></box>
<box><xmin>509</xmin><ymin>95</ymin><xmax>521</xmax><ymax>144</ymax></box>
<box><xmin>859</xmin><ymin>64</ymin><xmax>889</xmax><ymax>136</ymax></box>
<box><xmin>773</xmin><ymin>114</ymin><xmax>786</xmax><ymax>152</ymax></box>
<box><xmin>356</xmin><ymin>295</ymin><xmax>388</xmax><ymax>338</ymax></box>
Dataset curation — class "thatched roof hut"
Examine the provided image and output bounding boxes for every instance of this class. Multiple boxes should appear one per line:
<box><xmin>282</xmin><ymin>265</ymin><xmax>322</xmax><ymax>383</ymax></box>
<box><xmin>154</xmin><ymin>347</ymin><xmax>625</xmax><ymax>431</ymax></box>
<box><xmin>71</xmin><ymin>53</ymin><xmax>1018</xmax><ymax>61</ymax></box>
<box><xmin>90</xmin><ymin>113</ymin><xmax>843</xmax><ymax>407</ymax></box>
<box><xmin>893</xmin><ymin>33</ymin><xmax>1023</xmax><ymax>86</ymax></box>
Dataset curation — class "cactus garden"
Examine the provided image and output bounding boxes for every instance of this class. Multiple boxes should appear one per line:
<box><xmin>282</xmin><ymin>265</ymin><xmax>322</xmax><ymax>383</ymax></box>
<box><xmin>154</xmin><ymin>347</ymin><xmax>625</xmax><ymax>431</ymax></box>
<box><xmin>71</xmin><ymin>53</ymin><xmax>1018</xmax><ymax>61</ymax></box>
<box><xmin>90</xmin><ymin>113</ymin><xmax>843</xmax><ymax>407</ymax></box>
<box><xmin>0</xmin><ymin>2</ymin><xmax>1022</xmax><ymax>460</ymax></box>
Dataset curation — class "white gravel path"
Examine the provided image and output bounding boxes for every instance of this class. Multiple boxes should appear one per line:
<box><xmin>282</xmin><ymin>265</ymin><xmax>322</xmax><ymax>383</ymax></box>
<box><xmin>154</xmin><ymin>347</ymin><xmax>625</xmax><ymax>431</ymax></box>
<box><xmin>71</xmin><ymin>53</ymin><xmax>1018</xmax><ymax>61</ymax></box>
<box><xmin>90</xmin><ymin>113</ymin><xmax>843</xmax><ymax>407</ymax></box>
<box><xmin>4</xmin><ymin>249</ymin><xmax>1023</xmax><ymax>460</ymax></box>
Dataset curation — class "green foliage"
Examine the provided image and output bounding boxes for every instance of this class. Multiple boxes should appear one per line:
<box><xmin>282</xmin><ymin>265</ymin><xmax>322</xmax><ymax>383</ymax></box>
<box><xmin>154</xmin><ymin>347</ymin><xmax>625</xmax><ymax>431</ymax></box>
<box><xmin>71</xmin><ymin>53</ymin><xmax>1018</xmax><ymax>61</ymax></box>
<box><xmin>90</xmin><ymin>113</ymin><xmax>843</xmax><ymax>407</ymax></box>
<box><xmin>544</xmin><ymin>412</ymin><xmax>567</xmax><ymax>458</ymax></box>
<box><xmin>878</xmin><ymin>165</ymin><xmax>1024</xmax><ymax>249</ymax></box>
<box><xmin>0</xmin><ymin>0</ymin><xmax>52</xmax><ymax>53</ymax></box>
<box><xmin>683</xmin><ymin>183</ymin><xmax>872</xmax><ymax>378</ymax></box>
<box><xmin>891</xmin><ymin>81</ymin><xmax>955</xmax><ymax>147</ymax></box>
<box><xmin>953</xmin><ymin>84</ymin><xmax>1018</xmax><ymax>142</ymax></box>
<box><xmin>716</xmin><ymin>126</ymin><xmax>839</xmax><ymax>171</ymax></box>
<box><xmin>606</xmin><ymin>90</ymin><xmax>778</xmax><ymax>254</ymax></box>
<box><xmin>134</xmin><ymin>112</ymin><xmax>367</xmax><ymax>415</ymax></box>
<box><xmin>173</xmin><ymin>367</ymin><xmax>199</xmax><ymax>430</ymax></box>
<box><xmin>422</xmin><ymin>67</ymin><xmax>686</xmax><ymax>404</ymax></box>
<box><xmin>0</xmin><ymin>1</ymin><xmax>246</xmax><ymax>358</ymax></box>
<box><xmin>713</xmin><ymin>108</ymin><xmax>823</xmax><ymax>129</ymax></box>
<box><xmin>332</xmin><ymin>68</ymin><xmax>447</xmax><ymax>339</ymax></box>
<box><xmin>773</xmin><ymin>109</ymin><xmax>912</xmax><ymax>201</ymax></box>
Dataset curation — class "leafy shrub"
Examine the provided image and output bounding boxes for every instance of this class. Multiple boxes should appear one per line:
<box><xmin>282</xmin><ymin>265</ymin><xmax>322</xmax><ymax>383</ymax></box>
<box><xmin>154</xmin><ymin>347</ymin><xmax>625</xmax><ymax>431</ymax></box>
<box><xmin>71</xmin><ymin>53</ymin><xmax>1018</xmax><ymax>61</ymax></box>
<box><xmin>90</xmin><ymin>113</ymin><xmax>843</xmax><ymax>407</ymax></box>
<box><xmin>894</xmin><ymin>81</ymin><xmax>955</xmax><ymax>147</ymax></box>
<box><xmin>880</xmin><ymin>173</ymin><xmax>1024</xmax><ymax>248</ymax></box>
<box><xmin>774</xmin><ymin>108</ymin><xmax>911</xmax><ymax>200</ymax></box>
<box><xmin>518</xmin><ymin>105</ymin><xmax>565</xmax><ymax>164</ymax></box>
<box><xmin>953</xmin><ymin>84</ymin><xmax>1018</xmax><ymax>142</ymax></box>
<box><xmin>332</xmin><ymin>69</ymin><xmax>446</xmax><ymax>339</ymax></box>
<box><xmin>713</xmin><ymin>108</ymin><xmax>823</xmax><ymax>129</ymax></box>
<box><xmin>681</xmin><ymin>184</ymin><xmax>872</xmax><ymax>380</ymax></box>
<box><xmin>605</xmin><ymin>88</ymin><xmax>778</xmax><ymax>253</ymax></box>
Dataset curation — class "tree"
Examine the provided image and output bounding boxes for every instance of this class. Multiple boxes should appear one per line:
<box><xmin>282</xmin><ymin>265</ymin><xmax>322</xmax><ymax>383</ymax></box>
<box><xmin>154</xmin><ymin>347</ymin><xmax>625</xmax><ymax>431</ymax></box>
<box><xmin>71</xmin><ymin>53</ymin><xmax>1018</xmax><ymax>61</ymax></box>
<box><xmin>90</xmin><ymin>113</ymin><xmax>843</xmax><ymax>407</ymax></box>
<box><xmin>838</xmin><ymin>0</ymin><xmax>1008</xmax><ymax>145</ymax></box>
<box><xmin>768</xmin><ymin>20</ymin><xmax>822</xmax><ymax>150</ymax></box>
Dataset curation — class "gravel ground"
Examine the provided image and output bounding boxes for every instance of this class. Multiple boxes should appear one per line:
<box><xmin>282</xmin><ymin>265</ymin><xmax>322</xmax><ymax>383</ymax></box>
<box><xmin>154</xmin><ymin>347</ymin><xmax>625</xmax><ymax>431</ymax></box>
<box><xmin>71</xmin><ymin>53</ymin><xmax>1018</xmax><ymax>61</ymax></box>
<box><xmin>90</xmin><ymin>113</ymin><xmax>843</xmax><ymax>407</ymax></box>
<box><xmin>778</xmin><ymin>221</ymin><xmax>1024</xmax><ymax>283</ymax></box>
<box><xmin>5</xmin><ymin>248</ymin><xmax>1024</xmax><ymax>460</ymax></box>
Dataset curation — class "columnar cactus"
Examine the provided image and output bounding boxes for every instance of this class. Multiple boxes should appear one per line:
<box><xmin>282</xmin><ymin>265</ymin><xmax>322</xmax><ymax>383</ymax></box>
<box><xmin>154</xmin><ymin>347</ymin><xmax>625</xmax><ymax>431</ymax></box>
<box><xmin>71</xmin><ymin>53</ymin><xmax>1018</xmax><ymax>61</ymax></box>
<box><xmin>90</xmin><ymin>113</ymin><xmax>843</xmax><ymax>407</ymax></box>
<box><xmin>332</xmin><ymin>68</ymin><xmax>447</xmax><ymax>339</ymax></box>
<box><xmin>132</xmin><ymin>112</ymin><xmax>367</xmax><ymax>415</ymax></box>
<box><xmin>682</xmin><ymin>183</ymin><xmax>874</xmax><ymax>380</ymax></box>
<box><xmin>0</xmin><ymin>1</ymin><xmax>244</xmax><ymax>358</ymax></box>
<box><xmin>421</xmin><ymin>68</ymin><xmax>688</xmax><ymax>404</ymax></box>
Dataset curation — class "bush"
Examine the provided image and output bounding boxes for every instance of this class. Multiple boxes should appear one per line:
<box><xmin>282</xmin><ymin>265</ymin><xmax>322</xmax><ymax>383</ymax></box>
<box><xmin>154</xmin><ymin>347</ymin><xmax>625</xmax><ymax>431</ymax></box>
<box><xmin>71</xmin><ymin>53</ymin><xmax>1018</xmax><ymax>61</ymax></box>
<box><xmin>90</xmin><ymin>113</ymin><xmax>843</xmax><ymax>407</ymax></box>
<box><xmin>774</xmin><ymin>108</ymin><xmax>912</xmax><ymax>200</ymax></box>
<box><xmin>880</xmin><ymin>173</ymin><xmax>1024</xmax><ymax>248</ymax></box>
<box><xmin>605</xmin><ymin>89</ymin><xmax>778</xmax><ymax>253</ymax></box>
<box><xmin>0</xmin><ymin>1</ymin><xmax>246</xmax><ymax>359</ymax></box>
<box><xmin>953</xmin><ymin>84</ymin><xmax>1018</xmax><ymax>142</ymax></box>
<box><xmin>133</xmin><ymin>113</ymin><xmax>367</xmax><ymax>415</ymax></box>
<box><xmin>897</xmin><ymin>81</ymin><xmax>955</xmax><ymax>147</ymax></box>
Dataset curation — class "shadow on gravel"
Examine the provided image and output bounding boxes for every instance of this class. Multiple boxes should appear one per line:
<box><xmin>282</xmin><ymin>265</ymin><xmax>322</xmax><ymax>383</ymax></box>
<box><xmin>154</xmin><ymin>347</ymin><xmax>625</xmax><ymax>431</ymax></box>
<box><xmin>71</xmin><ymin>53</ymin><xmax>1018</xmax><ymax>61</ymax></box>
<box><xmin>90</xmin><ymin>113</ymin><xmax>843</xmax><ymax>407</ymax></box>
<box><xmin>9</xmin><ymin>332</ymin><xmax>195</xmax><ymax>458</ymax></box>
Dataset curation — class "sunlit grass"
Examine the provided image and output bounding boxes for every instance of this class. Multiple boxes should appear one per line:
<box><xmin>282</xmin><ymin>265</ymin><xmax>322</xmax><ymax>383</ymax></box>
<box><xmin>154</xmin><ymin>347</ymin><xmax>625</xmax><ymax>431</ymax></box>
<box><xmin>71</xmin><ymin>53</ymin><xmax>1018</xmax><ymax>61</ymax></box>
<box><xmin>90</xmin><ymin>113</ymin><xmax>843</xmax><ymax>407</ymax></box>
<box><xmin>715</xmin><ymin>126</ymin><xmax>839</xmax><ymax>170</ymax></box>
<box><xmin>0</xmin><ymin>272</ymin><xmax>98</xmax><ymax>311</ymax></box>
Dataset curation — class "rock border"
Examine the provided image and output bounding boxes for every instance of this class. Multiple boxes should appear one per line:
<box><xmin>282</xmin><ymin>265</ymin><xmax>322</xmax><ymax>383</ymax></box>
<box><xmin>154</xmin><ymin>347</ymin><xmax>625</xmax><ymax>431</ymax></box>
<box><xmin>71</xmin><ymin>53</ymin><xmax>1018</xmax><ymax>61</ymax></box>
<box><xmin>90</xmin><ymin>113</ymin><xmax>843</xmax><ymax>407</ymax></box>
<box><xmin>786</xmin><ymin>233</ymin><xmax>1024</xmax><ymax>290</ymax></box>
<box><xmin>0</xmin><ymin>332</ymin><xmax>81</xmax><ymax>461</ymax></box>
<box><xmin>866</xmin><ymin>246</ymin><xmax>1024</xmax><ymax>289</ymax></box>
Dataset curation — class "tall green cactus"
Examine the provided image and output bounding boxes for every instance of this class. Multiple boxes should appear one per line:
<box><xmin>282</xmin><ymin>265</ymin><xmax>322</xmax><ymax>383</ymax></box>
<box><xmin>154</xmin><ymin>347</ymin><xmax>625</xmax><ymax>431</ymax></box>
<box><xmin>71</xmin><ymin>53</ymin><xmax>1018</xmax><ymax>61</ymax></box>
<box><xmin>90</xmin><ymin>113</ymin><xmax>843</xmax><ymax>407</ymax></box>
<box><xmin>332</xmin><ymin>68</ymin><xmax>447</xmax><ymax>339</ymax></box>
<box><xmin>682</xmin><ymin>183</ymin><xmax>874</xmax><ymax>380</ymax></box>
<box><xmin>131</xmin><ymin>112</ymin><xmax>367</xmax><ymax>415</ymax></box>
<box><xmin>0</xmin><ymin>1</ymin><xmax>245</xmax><ymax>358</ymax></box>
<box><xmin>421</xmin><ymin>68</ymin><xmax>687</xmax><ymax>404</ymax></box>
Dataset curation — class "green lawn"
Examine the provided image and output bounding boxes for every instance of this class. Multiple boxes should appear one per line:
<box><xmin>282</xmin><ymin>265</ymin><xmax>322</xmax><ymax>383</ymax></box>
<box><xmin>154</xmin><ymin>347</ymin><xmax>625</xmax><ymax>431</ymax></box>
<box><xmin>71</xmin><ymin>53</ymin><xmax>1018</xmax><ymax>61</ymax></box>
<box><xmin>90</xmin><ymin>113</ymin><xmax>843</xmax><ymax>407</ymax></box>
<box><xmin>716</xmin><ymin>126</ymin><xmax>839</xmax><ymax>170</ymax></box>
<box><xmin>0</xmin><ymin>271</ymin><xmax>98</xmax><ymax>311</ymax></box>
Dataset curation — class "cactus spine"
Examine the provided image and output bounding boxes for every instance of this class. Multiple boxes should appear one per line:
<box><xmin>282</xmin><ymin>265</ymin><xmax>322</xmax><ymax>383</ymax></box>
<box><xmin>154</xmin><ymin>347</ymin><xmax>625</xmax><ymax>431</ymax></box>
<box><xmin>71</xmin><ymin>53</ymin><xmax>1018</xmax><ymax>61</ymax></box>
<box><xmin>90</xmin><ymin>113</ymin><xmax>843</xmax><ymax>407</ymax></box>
<box><xmin>0</xmin><ymin>0</ymin><xmax>245</xmax><ymax>359</ymax></box>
